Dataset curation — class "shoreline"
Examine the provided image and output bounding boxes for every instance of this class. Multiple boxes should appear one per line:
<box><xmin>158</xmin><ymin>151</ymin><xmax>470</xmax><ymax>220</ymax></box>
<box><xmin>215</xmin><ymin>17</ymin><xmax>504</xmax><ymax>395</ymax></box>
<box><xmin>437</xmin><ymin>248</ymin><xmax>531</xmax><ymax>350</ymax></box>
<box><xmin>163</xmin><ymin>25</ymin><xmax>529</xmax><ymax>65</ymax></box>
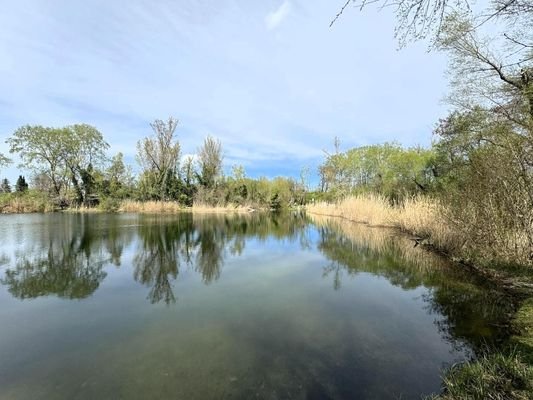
<box><xmin>306</xmin><ymin>210</ymin><xmax>533</xmax><ymax>398</ymax></box>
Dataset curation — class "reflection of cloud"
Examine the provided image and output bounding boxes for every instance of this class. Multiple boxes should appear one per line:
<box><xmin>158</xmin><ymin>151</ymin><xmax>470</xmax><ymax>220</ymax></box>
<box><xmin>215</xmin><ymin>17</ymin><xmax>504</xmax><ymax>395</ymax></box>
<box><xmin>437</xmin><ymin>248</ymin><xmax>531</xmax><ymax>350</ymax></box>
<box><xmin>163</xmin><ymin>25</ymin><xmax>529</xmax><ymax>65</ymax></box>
<box><xmin>265</xmin><ymin>1</ymin><xmax>291</xmax><ymax>30</ymax></box>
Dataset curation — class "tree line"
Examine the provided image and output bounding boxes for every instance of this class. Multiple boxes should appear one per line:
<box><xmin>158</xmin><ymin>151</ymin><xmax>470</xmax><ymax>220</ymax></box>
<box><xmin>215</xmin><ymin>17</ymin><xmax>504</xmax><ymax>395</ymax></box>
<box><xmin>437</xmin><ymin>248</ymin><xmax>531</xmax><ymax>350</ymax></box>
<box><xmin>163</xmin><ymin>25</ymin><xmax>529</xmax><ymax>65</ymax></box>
<box><xmin>0</xmin><ymin>117</ymin><xmax>306</xmax><ymax>210</ymax></box>
<box><xmin>318</xmin><ymin>0</ymin><xmax>533</xmax><ymax>266</ymax></box>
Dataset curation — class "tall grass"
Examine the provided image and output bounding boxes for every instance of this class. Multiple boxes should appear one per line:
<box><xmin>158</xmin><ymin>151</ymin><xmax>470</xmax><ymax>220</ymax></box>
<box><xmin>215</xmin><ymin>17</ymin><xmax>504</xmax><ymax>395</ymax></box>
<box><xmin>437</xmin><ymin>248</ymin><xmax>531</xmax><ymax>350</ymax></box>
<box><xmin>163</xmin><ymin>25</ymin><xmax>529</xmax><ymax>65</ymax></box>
<box><xmin>192</xmin><ymin>202</ymin><xmax>251</xmax><ymax>213</ymax></box>
<box><xmin>307</xmin><ymin>193</ymin><xmax>532</xmax><ymax>269</ymax></box>
<box><xmin>311</xmin><ymin>214</ymin><xmax>450</xmax><ymax>274</ymax></box>
<box><xmin>306</xmin><ymin>194</ymin><xmax>396</xmax><ymax>226</ymax></box>
<box><xmin>307</xmin><ymin>195</ymin><xmax>462</xmax><ymax>255</ymax></box>
<box><xmin>0</xmin><ymin>192</ymin><xmax>55</xmax><ymax>213</ymax></box>
<box><xmin>119</xmin><ymin>200</ymin><xmax>184</xmax><ymax>213</ymax></box>
<box><xmin>119</xmin><ymin>200</ymin><xmax>252</xmax><ymax>214</ymax></box>
<box><xmin>428</xmin><ymin>350</ymin><xmax>533</xmax><ymax>400</ymax></box>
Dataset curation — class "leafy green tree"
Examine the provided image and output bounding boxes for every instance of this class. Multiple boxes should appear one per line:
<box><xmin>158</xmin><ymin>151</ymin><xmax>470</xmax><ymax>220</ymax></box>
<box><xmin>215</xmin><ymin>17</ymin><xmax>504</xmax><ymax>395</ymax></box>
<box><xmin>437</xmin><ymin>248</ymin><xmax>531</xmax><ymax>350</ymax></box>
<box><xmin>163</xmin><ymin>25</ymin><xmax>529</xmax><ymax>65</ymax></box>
<box><xmin>7</xmin><ymin>124</ymin><xmax>108</xmax><ymax>204</ymax></box>
<box><xmin>63</xmin><ymin>124</ymin><xmax>109</xmax><ymax>205</ymax></box>
<box><xmin>317</xmin><ymin>142</ymin><xmax>434</xmax><ymax>200</ymax></box>
<box><xmin>103</xmin><ymin>152</ymin><xmax>134</xmax><ymax>199</ymax></box>
<box><xmin>15</xmin><ymin>176</ymin><xmax>28</xmax><ymax>193</ymax></box>
<box><xmin>0</xmin><ymin>153</ymin><xmax>11</xmax><ymax>173</ymax></box>
<box><xmin>179</xmin><ymin>156</ymin><xmax>196</xmax><ymax>205</ymax></box>
<box><xmin>7</xmin><ymin>126</ymin><xmax>70</xmax><ymax>196</ymax></box>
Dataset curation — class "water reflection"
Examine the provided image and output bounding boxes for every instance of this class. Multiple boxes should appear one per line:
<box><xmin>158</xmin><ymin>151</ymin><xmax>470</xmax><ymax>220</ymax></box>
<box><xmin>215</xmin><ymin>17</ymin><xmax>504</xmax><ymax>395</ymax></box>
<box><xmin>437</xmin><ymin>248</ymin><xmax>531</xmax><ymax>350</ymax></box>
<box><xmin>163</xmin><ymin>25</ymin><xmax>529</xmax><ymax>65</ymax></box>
<box><xmin>133</xmin><ymin>220</ymin><xmax>183</xmax><ymax>305</ymax></box>
<box><xmin>0</xmin><ymin>212</ymin><xmax>517</xmax><ymax>399</ymax></box>
<box><xmin>0</xmin><ymin>215</ymin><xmax>115</xmax><ymax>299</ymax></box>
<box><xmin>312</xmin><ymin>215</ymin><xmax>514</xmax><ymax>355</ymax></box>
<box><xmin>132</xmin><ymin>213</ymin><xmax>309</xmax><ymax>303</ymax></box>
<box><xmin>0</xmin><ymin>213</ymin><xmax>310</xmax><ymax>304</ymax></box>
<box><xmin>0</xmin><ymin>213</ymin><xmax>513</xmax><ymax>349</ymax></box>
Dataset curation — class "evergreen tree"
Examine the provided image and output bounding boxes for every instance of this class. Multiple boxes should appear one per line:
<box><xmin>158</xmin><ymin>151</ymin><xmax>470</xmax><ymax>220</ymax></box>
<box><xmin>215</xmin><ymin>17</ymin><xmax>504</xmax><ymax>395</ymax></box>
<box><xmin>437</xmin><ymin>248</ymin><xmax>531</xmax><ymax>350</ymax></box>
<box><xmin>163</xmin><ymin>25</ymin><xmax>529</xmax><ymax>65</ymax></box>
<box><xmin>15</xmin><ymin>175</ymin><xmax>29</xmax><ymax>193</ymax></box>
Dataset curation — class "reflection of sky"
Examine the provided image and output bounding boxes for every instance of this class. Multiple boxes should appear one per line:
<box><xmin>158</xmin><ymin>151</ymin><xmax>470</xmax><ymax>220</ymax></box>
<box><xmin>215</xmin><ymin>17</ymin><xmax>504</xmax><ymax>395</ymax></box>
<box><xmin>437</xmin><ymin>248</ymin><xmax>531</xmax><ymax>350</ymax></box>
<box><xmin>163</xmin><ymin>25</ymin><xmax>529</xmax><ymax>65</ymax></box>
<box><xmin>0</xmin><ymin>1</ymin><xmax>447</xmax><ymax>185</ymax></box>
<box><xmin>0</xmin><ymin>213</ymin><xmax>483</xmax><ymax>399</ymax></box>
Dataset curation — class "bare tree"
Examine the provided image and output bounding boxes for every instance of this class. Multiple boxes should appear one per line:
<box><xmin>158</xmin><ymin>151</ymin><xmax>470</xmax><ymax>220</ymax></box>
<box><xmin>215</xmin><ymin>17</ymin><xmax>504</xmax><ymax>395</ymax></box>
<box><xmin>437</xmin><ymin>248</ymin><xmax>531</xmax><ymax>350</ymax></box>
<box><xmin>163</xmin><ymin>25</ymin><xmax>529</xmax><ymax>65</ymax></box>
<box><xmin>438</xmin><ymin>12</ymin><xmax>533</xmax><ymax>123</ymax></box>
<box><xmin>197</xmin><ymin>135</ymin><xmax>223</xmax><ymax>189</ymax></box>
<box><xmin>332</xmin><ymin>0</ymin><xmax>532</xmax><ymax>44</ymax></box>
<box><xmin>136</xmin><ymin>117</ymin><xmax>181</xmax><ymax>200</ymax></box>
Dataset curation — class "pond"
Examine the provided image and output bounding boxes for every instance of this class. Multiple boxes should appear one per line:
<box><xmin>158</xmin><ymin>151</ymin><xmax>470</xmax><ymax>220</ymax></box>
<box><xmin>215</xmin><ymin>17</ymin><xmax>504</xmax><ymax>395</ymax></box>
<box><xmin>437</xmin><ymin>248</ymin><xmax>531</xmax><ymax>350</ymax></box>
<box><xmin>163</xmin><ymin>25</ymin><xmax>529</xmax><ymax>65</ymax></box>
<box><xmin>0</xmin><ymin>213</ymin><xmax>513</xmax><ymax>399</ymax></box>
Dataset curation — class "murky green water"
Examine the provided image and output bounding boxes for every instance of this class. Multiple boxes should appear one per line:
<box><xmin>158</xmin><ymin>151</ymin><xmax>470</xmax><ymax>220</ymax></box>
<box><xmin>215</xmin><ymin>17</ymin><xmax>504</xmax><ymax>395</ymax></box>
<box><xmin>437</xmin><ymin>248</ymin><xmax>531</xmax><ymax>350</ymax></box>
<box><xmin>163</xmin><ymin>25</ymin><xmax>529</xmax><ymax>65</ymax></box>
<box><xmin>0</xmin><ymin>213</ymin><xmax>512</xmax><ymax>399</ymax></box>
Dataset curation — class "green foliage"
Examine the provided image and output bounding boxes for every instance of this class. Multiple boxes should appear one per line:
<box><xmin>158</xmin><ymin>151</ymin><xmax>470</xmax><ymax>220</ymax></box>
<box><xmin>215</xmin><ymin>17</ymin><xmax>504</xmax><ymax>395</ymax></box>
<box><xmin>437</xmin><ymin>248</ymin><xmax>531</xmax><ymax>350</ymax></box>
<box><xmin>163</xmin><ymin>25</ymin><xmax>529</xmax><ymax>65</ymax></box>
<box><xmin>102</xmin><ymin>152</ymin><xmax>134</xmax><ymax>199</ymax></box>
<box><xmin>512</xmin><ymin>299</ymin><xmax>533</xmax><ymax>365</ymax></box>
<box><xmin>318</xmin><ymin>141</ymin><xmax>435</xmax><ymax>200</ymax></box>
<box><xmin>7</xmin><ymin>124</ymin><xmax>109</xmax><ymax>205</ymax></box>
<box><xmin>4</xmin><ymin>118</ymin><xmax>310</xmax><ymax>212</ymax></box>
<box><xmin>15</xmin><ymin>176</ymin><xmax>28</xmax><ymax>193</ymax></box>
<box><xmin>98</xmin><ymin>197</ymin><xmax>122</xmax><ymax>213</ymax></box>
<box><xmin>0</xmin><ymin>190</ymin><xmax>54</xmax><ymax>213</ymax></box>
<box><xmin>430</xmin><ymin>350</ymin><xmax>533</xmax><ymax>400</ymax></box>
<box><xmin>0</xmin><ymin>153</ymin><xmax>11</xmax><ymax>172</ymax></box>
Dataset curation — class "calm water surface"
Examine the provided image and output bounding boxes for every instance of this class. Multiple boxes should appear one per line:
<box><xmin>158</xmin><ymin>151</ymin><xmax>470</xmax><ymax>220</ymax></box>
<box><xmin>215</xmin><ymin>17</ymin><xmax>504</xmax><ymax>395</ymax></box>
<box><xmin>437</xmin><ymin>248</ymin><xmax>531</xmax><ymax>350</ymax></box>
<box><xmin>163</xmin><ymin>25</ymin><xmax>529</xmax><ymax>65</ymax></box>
<box><xmin>0</xmin><ymin>213</ymin><xmax>512</xmax><ymax>399</ymax></box>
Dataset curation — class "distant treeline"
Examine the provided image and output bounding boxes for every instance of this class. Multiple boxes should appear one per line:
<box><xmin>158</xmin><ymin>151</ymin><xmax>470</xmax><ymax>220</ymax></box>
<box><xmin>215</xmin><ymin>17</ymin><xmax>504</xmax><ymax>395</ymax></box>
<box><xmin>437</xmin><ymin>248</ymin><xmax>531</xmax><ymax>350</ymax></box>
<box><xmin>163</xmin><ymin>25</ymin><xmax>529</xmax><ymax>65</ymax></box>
<box><xmin>0</xmin><ymin>118</ymin><xmax>306</xmax><ymax>211</ymax></box>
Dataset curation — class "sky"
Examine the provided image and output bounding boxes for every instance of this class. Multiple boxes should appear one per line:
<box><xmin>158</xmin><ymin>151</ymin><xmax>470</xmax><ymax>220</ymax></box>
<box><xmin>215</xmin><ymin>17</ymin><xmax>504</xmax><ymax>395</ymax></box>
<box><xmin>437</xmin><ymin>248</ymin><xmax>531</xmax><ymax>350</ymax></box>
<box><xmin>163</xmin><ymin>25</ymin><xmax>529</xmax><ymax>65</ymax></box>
<box><xmin>0</xmin><ymin>0</ymin><xmax>449</xmax><ymax>185</ymax></box>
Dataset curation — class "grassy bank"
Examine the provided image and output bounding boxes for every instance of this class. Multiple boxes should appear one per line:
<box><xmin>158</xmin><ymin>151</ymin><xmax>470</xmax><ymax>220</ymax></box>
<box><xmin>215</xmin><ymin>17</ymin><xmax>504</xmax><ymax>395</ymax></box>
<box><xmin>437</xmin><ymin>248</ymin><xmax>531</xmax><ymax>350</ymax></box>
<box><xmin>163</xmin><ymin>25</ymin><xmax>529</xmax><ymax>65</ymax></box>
<box><xmin>307</xmin><ymin>196</ymin><xmax>533</xmax><ymax>399</ymax></box>
<box><xmin>120</xmin><ymin>200</ymin><xmax>253</xmax><ymax>213</ymax></box>
<box><xmin>0</xmin><ymin>191</ymin><xmax>55</xmax><ymax>213</ymax></box>
<box><xmin>307</xmin><ymin>195</ymin><xmax>533</xmax><ymax>274</ymax></box>
<box><xmin>0</xmin><ymin>195</ymin><xmax>260</xmax><ymax>215</ymax></box>
<box><xmin>65</xmin><ymin>199</ymin><xmax>257</xmax><ymax>214</ymax></box>
<box><xmin>431</xmin><ymin>302</ymin><xmax>533</xmax><ymax>399</ymax></box>
<box><xmin>429</xmin><ymin>350</ymin><xmax>533</xmax><ymax>400</ymax></box>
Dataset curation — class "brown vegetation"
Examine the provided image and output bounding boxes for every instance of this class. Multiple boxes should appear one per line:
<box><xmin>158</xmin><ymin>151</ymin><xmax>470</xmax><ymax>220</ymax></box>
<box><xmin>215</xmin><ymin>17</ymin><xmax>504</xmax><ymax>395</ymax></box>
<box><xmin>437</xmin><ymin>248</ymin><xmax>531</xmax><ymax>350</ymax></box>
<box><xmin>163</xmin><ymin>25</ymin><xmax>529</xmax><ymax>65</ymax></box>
<box><xmin>307</xmin><ymin>194</ymin><xmax>532</xmax><ymax>270</ymax></box>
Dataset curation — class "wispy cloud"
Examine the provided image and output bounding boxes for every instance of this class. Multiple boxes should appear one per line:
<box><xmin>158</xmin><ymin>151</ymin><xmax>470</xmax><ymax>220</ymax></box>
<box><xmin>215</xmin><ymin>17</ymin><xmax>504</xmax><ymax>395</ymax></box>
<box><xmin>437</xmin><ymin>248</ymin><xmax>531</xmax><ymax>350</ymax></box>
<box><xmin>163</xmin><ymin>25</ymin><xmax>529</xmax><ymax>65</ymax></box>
<box><xmin>265</xmin><ymin>1</ymin><xmax>292</xmax><ymax>30</ymax></box>
<box><xmin>0</xmin><ymin>0</ymin><xmax>448</xmax><ymax>184</ymax></box>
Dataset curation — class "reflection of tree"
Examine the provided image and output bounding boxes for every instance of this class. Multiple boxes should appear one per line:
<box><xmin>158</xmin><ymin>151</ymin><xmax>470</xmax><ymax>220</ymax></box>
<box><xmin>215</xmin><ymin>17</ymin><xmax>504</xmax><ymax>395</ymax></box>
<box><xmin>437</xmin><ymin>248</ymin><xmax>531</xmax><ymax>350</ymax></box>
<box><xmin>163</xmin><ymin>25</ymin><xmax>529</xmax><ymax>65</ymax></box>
<box><xmin>133</xmin><ymin>222</ymin><xmax>183</xmax><ymax>305</ymax></box>
<box><xmin>423</xmin><ymin>285</ymin><xmax>513</xmax><ymax>352</ymax></box>
<box><xmin>195</xmin><ymin>229</ymin><xmax>223</xmax><ymax>284</ymax></box>
<box><xmin>2</xmin><ymin>245</ymin><xmax>106</xmax><ymax>299</ymax></box>
<box><xmin>322</xmin><ymin>261</ymin><xmax>344</xmax><ymax>290</ymax></box>
<box><xmin>131</xmin><ymin>212</ymin><xmax>311</xmax><ymax>303</ymax></box>
<box><xmin>313</xmin><ymin>216</ymin><xmax>515</xmax><ymax>356</ymax></box>
<box><xmin>1</xmin><ymin>212</ymin><xmax>311</xmax><ymax>304</ymax></box>
<box><xmin>0</xmin><ymin>215</ymin><xmax>115</xmax><ymax>299</ymax></box>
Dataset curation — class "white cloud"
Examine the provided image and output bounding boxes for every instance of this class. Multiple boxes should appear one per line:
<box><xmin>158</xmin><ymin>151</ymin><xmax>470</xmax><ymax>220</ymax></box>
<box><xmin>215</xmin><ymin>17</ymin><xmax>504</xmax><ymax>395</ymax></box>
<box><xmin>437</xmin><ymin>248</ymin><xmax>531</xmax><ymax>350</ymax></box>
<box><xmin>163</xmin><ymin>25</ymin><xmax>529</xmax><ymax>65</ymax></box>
<box><xmin>0</xmin><ymin>0</ymin><xmax>448</xmax><ymax>184</ymax></box>
<box><xmin>265</xmin><ymin>1</ymin><xmax>292</xmax><ymax>30</ymax></box>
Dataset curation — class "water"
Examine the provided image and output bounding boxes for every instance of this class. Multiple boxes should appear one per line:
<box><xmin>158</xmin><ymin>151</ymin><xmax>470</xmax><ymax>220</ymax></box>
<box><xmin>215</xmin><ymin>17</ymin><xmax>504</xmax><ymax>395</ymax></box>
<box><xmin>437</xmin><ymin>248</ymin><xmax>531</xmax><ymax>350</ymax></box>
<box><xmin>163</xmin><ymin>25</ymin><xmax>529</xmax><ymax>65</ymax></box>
<box><xmin>0</xmin><ymin>213</ymin><xmax>513</xmax><ymax>399</ymax></box>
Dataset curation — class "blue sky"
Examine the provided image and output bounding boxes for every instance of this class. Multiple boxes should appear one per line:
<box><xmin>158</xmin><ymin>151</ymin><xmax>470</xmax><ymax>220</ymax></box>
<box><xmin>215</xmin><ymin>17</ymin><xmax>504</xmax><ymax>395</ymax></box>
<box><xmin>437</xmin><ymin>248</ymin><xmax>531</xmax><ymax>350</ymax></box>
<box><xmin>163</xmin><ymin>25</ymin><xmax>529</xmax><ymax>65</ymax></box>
<box><xmin>0</xmin><ymin>0</ymin><xmax>449</xmax><ymax>185</ymax></box>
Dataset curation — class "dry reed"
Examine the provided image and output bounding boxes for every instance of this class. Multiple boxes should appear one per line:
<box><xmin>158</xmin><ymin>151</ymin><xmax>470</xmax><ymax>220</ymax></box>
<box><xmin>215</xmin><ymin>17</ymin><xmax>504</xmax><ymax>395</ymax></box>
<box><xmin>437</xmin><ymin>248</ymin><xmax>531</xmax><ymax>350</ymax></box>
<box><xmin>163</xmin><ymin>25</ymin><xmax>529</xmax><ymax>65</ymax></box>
<box><xmin>191</xmin><ymin>202</ymin><xmax>252</xmax><ymax>213</ymax></box>
<box><xmin>119</xmin><ymin>200</ymin><xmax>184</xmax><ymax>213</ymax></box>
<box><xmin>306</xmin><ymin>194</ymin><xmax>396</xmax><ymax>226</ymax></box>
<box><xmin>307</xmin><ymin>194</ymin><xmax>461</xmax><ymax>254</ymax></box>
<box><xmin>0</xmin><ymin>194</ymin><xmax>55</xmax><ymax>213</ymax></box>
<box><xmin>118</xmin><ymin>200</ymin><xmax>252</xmax><ymax>214</ymax></box>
